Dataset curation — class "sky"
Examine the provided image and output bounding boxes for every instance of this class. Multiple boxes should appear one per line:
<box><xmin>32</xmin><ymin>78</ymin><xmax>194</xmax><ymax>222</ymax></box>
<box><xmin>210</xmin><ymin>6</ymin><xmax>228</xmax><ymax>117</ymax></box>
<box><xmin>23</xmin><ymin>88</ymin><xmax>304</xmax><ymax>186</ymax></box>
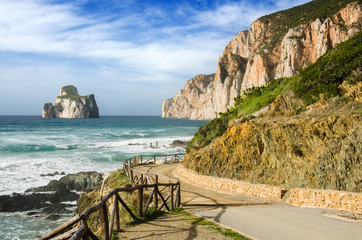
<box><xmin>0</xmin><ymin>0</ymin><xmax>310</xmax><ymax>116</ymax></box>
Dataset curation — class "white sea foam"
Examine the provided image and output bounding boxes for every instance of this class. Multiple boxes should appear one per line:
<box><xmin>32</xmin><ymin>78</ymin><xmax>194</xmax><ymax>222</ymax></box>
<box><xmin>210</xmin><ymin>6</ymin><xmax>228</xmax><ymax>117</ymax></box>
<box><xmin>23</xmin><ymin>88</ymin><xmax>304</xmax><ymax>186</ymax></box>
<box><xmin>0</xmin><ymin>116</ymin><xmax>208</xmax><ymax>239</ymax></box>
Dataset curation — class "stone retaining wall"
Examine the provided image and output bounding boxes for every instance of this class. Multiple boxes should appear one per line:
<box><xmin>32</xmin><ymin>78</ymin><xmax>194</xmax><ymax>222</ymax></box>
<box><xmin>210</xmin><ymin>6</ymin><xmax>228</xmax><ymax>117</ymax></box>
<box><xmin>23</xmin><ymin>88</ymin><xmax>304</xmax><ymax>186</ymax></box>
<box><xmin>285</xmin><ymin>188</ymin><xmax>362</xmax><ymax>213</ymax></box>
<box><xmin>174</xmin><ymin>165</ymin><xmax>362</xmax><ymax>213</ymax></box>
<box><xmin>174</xmin><ymin>165</ymin><xmax>284</xmax><ymax>201</ymax></box>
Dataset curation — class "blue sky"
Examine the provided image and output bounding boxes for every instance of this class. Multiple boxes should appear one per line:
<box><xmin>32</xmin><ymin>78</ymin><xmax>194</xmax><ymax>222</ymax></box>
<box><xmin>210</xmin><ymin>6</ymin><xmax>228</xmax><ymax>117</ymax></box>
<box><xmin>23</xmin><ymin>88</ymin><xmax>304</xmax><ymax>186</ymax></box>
<box><xmin>0</xmin><ymin>0</ymin><xmax>309</xmax><ymax>116</ymax></box>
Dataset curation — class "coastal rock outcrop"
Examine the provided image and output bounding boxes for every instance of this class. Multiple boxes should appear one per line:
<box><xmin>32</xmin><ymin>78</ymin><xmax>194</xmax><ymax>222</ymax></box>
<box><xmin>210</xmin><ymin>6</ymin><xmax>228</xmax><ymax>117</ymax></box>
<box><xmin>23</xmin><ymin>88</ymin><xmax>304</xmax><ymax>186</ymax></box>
<box><xmin>162</xmin><ymin>2</ymin><xmax>361</xmax><ymax>120</ymax></box>
<box><xmin>0</xmin><ymin>171</ymin><xmax>103</xmax><ymax>218</ymax></box>
<box><xmin>42</xmin><ymin>85</ymin><xmax>99</xmax><ymax>118</ymax></box>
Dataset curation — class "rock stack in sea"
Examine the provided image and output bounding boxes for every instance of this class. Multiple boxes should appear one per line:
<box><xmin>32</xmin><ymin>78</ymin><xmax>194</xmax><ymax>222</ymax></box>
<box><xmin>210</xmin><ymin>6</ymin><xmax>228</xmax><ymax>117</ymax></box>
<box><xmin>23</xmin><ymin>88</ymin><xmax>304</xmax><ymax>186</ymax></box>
<box><xmin>42</xmin><ymin>85</ymin><xmax>99</xmax><ymax>118</ymax></box>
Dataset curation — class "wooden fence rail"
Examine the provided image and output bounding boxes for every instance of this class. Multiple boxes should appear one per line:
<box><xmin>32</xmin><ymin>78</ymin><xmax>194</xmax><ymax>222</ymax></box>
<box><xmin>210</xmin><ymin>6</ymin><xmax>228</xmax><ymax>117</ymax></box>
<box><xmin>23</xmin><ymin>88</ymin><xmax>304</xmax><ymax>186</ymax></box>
<box><xmin>39</xmin><ymin>153</ymin><xmax>185</xmax><ymax>240</ymax></box>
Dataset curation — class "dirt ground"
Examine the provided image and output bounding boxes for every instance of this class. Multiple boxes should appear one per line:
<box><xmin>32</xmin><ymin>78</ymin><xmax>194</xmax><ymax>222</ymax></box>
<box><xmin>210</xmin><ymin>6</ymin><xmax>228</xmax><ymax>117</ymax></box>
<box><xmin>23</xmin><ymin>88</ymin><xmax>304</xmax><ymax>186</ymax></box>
<box><xmin>117</xmin><ymin>211</ymin><xmax>236</xmax><ymax>240</ymax></box>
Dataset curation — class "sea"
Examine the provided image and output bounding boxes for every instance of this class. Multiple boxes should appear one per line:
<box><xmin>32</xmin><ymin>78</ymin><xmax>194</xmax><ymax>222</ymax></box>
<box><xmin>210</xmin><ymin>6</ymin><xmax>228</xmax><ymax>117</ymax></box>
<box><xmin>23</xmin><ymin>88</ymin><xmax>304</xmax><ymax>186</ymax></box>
<box><xmin>0</xmin><ymin>115</ymin><xmax>208</xmax><ymax>239</ymax></box>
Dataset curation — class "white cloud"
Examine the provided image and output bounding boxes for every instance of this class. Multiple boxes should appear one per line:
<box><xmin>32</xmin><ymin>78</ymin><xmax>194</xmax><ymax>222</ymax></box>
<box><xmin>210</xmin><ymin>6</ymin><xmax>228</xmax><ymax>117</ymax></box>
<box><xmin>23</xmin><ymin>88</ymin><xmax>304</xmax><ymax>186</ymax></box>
<box><xmin>0</xmin><ymin>0</ymin><xmax>311</xmax><ymax>115</ymax></box>
<box><xmin>194</xmin><ymin>0</ymin><xmax>310</xmax><ymax>30</ymax></box>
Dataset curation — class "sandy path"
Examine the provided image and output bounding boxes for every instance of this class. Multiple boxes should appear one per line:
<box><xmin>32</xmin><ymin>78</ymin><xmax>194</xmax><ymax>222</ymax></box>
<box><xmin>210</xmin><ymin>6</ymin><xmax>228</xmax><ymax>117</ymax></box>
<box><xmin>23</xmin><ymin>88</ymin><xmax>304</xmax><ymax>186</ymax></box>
<box><xmin>117</xmin><ymin>163</ymin><xmax>266</xmax><ymax>240</ymax></box>
<box><xmin>117</xmin><ymin>211</ymin><xmax>235</xmax><ymax>240</ymax></box>
<box><xmin>133</xmin><ymin>163</ymin><xmax>268</xmax><ymax>210</ymax></box>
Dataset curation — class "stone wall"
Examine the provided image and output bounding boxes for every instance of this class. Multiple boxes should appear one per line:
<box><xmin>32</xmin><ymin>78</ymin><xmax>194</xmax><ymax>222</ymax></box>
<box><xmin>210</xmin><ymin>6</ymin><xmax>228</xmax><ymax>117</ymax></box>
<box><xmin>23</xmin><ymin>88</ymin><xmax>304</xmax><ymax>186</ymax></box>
<box><xmin>285</xmin><ymin>189</ymin><xmax>362</xmax><ymax>213</ymax></box>
<box><xmin>174</xmin><ymin>165</ymin><xmax>362</xmax><ymax>213</ymax></box>
<box><xmin>174</xmin><ymin>165</ymin><xmax>284</xmax><ymax>201</ymax></box>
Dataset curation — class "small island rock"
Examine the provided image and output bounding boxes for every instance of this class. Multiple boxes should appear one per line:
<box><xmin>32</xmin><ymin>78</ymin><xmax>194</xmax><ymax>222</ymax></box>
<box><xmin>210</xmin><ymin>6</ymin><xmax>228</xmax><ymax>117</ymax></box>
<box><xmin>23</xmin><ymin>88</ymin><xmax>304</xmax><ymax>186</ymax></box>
<box><xmin>42</xmin><ymin>85</ymin><xmax>99</xmax><ymax>118</ymax></box>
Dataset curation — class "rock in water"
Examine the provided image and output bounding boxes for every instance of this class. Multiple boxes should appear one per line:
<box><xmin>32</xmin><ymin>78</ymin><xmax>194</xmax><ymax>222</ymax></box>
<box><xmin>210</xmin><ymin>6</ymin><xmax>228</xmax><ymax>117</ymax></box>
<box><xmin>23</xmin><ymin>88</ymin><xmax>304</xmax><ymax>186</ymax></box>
<box><xmin>42</xmin><ymin>85</ymin><xmax>99</xmax><ymax>118</ymax></box>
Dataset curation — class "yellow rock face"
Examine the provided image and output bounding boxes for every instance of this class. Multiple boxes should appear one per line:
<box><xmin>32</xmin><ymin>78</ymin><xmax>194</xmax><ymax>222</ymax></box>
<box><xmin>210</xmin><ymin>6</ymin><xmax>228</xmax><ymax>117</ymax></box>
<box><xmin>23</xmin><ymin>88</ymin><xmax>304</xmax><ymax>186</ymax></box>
<box><xmin>184</xmin><ymin>113</ymin><xmax>362</xmax><ymax>192</ymax></box>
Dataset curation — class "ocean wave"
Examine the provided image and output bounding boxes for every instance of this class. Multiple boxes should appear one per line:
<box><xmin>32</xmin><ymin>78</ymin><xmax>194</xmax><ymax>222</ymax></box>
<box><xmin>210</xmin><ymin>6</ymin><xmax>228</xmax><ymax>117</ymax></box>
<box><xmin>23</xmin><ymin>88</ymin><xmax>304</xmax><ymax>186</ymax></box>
<box><xmin>0</xmin><ymin>144</ymin><xmax>63</xmax><ymax>153</ymax></box>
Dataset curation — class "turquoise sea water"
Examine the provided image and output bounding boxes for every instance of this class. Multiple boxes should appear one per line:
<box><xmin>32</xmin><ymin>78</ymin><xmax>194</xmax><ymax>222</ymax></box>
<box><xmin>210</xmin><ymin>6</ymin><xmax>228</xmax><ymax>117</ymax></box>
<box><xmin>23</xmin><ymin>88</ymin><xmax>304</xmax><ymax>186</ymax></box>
<box><xmin>0</xmin><ymin>116</ymin><xmax>208</xmax><ymax>239</ymax></box>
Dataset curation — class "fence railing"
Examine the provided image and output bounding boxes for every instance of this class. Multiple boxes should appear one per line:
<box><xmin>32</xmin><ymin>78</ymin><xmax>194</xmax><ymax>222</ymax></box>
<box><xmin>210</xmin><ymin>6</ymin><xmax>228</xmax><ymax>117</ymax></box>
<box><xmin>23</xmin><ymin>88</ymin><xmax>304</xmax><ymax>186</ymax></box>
<box><xmin>39</xmin><ymin>153</ymin><xmax>184</xmax><ymax>240</ymax></box>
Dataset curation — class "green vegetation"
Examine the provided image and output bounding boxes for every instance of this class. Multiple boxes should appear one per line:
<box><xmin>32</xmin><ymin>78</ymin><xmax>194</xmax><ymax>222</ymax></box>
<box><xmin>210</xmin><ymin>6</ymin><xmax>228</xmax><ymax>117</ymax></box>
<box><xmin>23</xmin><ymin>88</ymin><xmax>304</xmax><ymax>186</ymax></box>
<box><xmin>61</xmin><ymin>85</ymin><xmax>78</xmax><ymax>95</ymax></box>
<box><xmin>187</xmin><ymin>116</ymin><xmax>229</xmax><ymax>151</ymax></box>
<box><xmin>290</xmin><ymin>31</ymin><xmax>362</xmax><ymax>104</ymax></box>
<box><xmin>57</xmin><ymin>85</ymin><xmax>87</xmax><ymax>101</ymax></box>
<box><xmin>187</xmin><ymin>32</ymin><xmax>361</xmax><ymax>152</ymax></box>
<box><xmin>259</xmin><ymin>0</ymin><xmax>359</xmax><ymax>51</ymax></box>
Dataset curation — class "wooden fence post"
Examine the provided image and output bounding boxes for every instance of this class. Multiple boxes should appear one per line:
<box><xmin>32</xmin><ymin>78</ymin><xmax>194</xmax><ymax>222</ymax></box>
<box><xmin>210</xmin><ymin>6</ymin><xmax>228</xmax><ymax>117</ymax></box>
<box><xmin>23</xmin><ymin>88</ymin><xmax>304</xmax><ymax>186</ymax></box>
<box><xmin>170</xmin><ymin>182</ymin><xmax>174</xmax><ymax>210</ymax></box>
<box><xmin>154</xmin><ymin>175</ymin><xmax>158</xmax><ymax>209</ymax></box>
<box><xmin>130</xmin><ymin>169</ymin><xmax>134</xmax><ymax>182</ymax></box>
<box><xmin>177</xmin><ymin>182</ymin><xmax>181</xmax><ymax>207</ymax></box>
<box><xmin>137</xmin><ymin>175</ymin><xmax>144</xmax><ymax>217</ymax></box>
<box><xmin>99</xmin><ymin>204</ymin><xmax>110</xmax><ymax>240</ymax></box>
<box><xmin>115</xmin><ymin>195</ymin><xmax>120</xmax><ymax>231</ymax></box>
<box><xmin>80</xmin><ymin>218</ymin><xmax>89</xmax><ymax>240</ymax></box>
<box><xmin>109</xmin><ymin>194</ymin><xmax>119</xmax><ymax>238</ymax></box>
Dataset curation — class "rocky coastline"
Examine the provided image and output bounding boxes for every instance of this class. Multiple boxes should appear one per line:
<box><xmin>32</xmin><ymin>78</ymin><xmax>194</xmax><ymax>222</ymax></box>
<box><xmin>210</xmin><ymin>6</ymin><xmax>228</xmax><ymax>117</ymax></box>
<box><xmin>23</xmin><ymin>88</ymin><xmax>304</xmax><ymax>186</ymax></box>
<box><xmin>0</xmin><ymin>171</ymin><xmax>103</xmax><ymax>221</ymax></box>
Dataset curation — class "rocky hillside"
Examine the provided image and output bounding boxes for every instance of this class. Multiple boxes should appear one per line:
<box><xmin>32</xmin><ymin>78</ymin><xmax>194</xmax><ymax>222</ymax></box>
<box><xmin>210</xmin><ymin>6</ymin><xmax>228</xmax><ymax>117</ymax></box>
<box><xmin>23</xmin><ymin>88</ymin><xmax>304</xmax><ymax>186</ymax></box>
<box><xmin>163</xmin><ymin>0</ymin><xmax>361</xmax><ymax>120</ymax></box>
<box><xmin>42</xmin><ymin>85</ymin><xmax>99</xmax><ymax>118</ymax></box>
<box><xmin>184</xmin><ymin>31</ymin><xmax>362</xmax><ymax>193</ymax></box>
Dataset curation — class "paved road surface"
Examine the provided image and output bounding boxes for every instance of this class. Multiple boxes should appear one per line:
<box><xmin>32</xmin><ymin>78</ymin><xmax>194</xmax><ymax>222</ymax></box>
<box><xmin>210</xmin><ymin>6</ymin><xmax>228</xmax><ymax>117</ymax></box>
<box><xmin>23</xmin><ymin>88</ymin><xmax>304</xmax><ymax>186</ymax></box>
<box><xmin>134</xmin><ymin>163</ymin><xmax>362</xmax><ymax>240</ymax></box>
<box><xmin>196</xmin><ymin>205</ymin><xmax>362</xmax><ymax>240</ymax></box>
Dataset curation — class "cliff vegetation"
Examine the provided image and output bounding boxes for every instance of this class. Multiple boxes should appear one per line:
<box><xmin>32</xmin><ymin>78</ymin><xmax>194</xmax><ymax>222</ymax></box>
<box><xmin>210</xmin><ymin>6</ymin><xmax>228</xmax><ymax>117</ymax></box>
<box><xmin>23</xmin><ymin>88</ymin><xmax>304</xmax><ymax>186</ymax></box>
<box><xmin>57</xmin><ymin>85</ymin><xmax>87</xmax><ymax>101</ymax></box>
<box><xmin>187</xmin><ymin>32</ymin><xmax>361</xmax><ymax>153</ymax></box>
<box><xmin>184</xmin><ymin>32</ymin><xmax>362</xmax><ymax>193</ymax></box>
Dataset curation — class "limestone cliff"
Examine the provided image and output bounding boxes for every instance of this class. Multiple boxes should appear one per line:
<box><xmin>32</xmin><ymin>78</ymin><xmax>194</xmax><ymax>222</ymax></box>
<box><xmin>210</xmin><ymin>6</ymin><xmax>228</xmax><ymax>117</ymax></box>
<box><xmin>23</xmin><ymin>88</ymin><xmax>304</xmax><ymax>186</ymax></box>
<box><xmin>42</xmin><ymin>85</ymin><xmax>99</xmax><ymax>118</ymax></box>
<box><xmin>163</xmin><ymin>1</ymin><xmax>361</xmax><ymax>120</ymax></box>
<box><xmin>162</xmin><ymin>74</ymin><xmax>215</xmax><ymax>119</ymax></box>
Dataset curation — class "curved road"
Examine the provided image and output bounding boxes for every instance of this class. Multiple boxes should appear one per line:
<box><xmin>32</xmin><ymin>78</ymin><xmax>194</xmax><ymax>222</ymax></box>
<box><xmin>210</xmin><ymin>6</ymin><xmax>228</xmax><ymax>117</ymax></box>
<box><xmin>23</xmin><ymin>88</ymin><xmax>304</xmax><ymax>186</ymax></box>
<box><xmin>134</xmin><ymin>163</ymin><xmax>362</xmax><ymax>240</ymax></box>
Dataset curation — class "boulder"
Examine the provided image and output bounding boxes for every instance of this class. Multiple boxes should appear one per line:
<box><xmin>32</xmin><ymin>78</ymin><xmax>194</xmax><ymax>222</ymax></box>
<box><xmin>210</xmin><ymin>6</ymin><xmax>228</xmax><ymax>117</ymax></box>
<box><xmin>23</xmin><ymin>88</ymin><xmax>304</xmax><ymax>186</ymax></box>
<box><xmin>27</xmin><ymin>171</ymin><xmax>103</xmax><ymax>193</ymax></box>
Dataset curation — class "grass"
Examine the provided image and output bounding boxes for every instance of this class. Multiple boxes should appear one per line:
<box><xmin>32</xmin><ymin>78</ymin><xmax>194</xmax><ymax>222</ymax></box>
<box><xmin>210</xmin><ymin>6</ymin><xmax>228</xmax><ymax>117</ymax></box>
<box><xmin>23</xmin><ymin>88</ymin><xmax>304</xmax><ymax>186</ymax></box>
<box><xmin>104</xmin><ymin>170</ymin><xmax>131</xmax><ymax>189</ymax></box>
<box><xmin>57</xmin><ymin>85</ymin><xmax>88</xmax><ymax>101</ymax></box>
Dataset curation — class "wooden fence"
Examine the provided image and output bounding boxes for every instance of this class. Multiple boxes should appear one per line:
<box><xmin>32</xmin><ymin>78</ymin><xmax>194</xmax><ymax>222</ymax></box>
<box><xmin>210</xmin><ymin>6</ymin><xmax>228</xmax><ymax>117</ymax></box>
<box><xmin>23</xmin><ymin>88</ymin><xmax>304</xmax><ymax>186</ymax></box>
<box><xmin>39</xmin><ymin>153</ymin><xmax>185</xmax><ymax>240</ymax></box>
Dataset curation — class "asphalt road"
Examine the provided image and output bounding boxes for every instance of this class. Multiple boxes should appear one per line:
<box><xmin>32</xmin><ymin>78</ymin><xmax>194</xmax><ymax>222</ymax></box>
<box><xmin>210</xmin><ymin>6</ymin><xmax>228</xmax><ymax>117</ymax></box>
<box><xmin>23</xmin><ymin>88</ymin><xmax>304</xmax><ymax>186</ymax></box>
<box><xmin>196</xmin><ymin>204</ymin><xmax>362</xmax><ymax>240</ymax></box>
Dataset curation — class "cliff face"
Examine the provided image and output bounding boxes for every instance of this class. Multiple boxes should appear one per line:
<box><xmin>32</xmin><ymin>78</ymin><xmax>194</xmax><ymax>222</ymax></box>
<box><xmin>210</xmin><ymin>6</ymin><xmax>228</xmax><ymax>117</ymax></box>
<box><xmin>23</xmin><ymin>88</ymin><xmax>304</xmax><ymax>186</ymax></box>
<box><xmin>162</xmin><ymin>2</ymin><xmax>361</xmax><ymax>120</ymax></box>
<box><xmin>42</xmin><ymin>85</ymin><xmax>99</xmax><ymax>118</ymax></box>
<box><xmin>162</xmin><ymin>74</ymin><xmax>215</xmax><ymax>119</ymax></box>
<box><xmin>184</xmin><ymin>81</ymin><xmax>362</xmax><ymax>192</ymax></box>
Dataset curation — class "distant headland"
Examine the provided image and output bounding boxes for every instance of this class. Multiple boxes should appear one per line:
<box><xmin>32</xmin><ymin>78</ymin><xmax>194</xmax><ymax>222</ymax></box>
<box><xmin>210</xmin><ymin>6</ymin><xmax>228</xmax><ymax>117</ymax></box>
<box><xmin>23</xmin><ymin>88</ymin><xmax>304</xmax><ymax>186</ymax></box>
<box><xmin>42</xmin><ymin>85</ymin><xmax>99</xmax><ymax>118</ymax></box>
